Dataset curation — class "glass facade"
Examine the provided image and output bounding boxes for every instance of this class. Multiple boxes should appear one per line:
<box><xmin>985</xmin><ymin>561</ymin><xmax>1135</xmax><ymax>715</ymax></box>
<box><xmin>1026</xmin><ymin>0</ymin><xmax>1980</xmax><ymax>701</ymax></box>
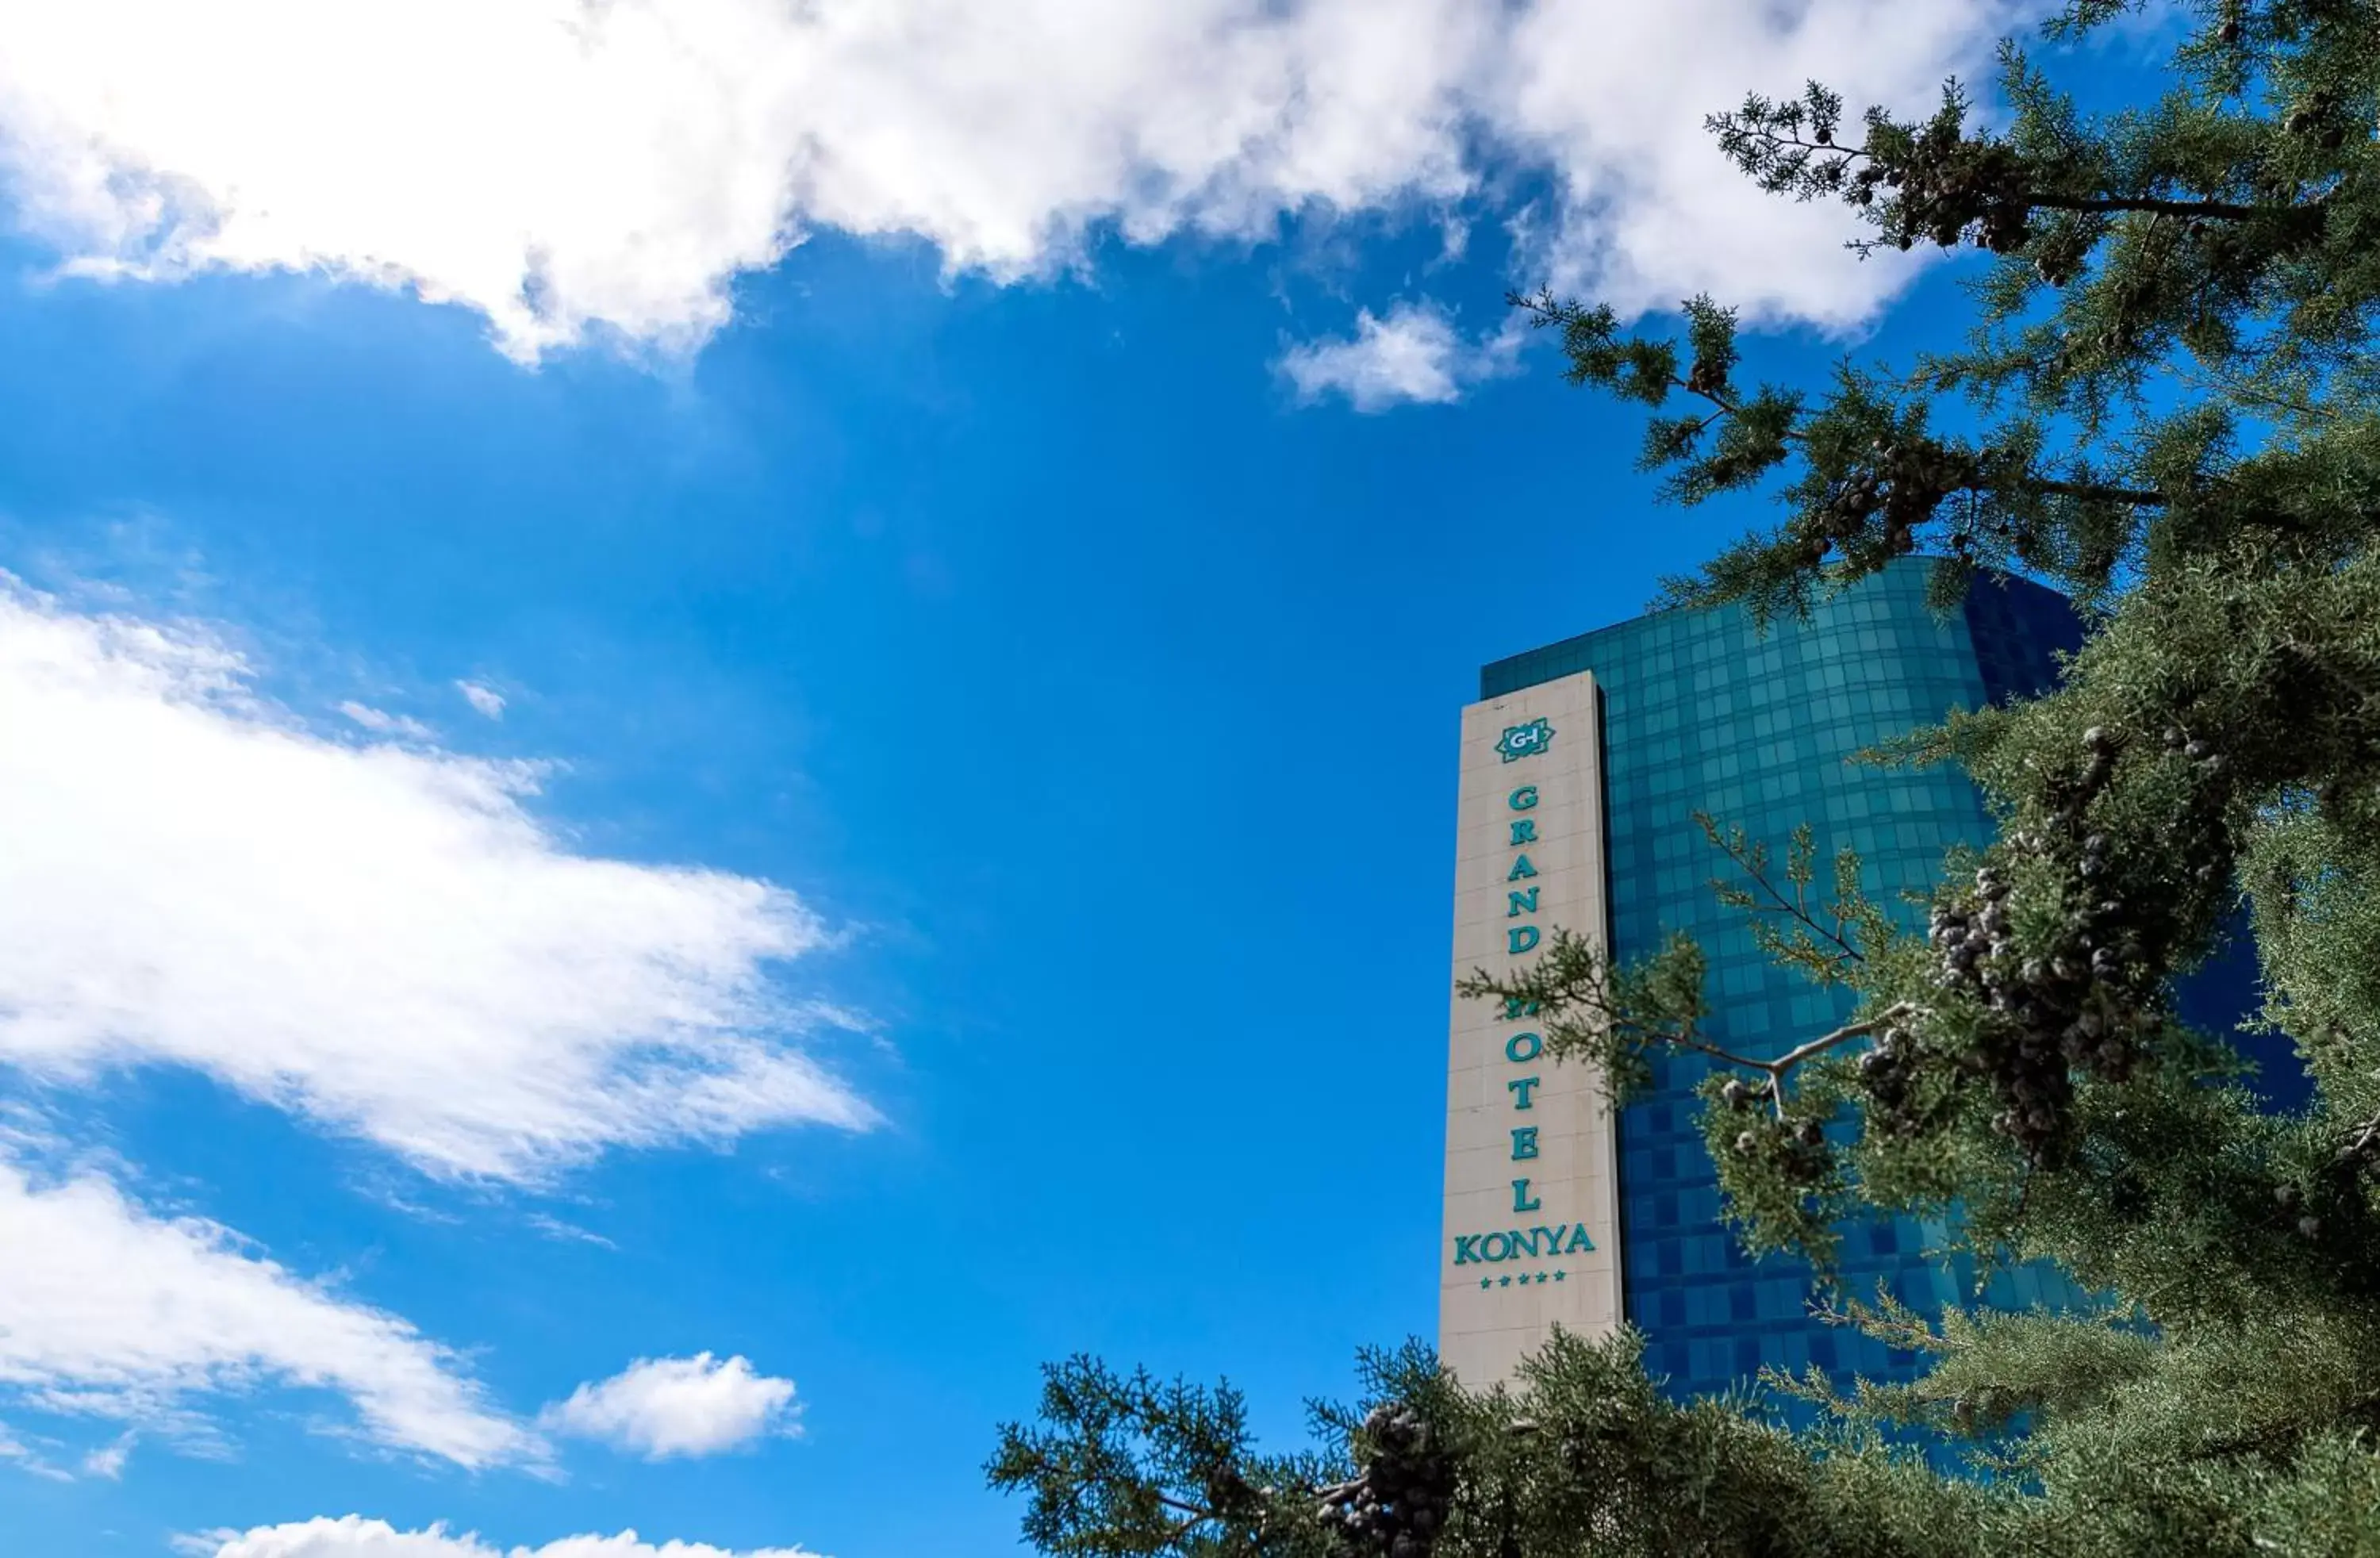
<box><xmin>1478</xmin><ymin>558</ymin><xmax>2086</xmax><ymax>1403</ymax></box>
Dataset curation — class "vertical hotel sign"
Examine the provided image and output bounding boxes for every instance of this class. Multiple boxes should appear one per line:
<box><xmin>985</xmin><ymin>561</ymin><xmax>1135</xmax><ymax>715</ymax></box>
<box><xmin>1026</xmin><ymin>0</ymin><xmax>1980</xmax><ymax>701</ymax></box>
<box><xmin>1439</xmin><ymin>670</ymin><xmax>1624</xmax><ymax>1385</ymax></box>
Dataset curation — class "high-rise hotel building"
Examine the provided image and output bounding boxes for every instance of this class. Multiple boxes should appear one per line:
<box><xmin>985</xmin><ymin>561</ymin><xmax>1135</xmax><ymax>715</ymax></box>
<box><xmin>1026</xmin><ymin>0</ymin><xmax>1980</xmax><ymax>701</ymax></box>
<box><xmin>1440</xmin><ymin>558</ymin><xmax>2092</xmax><ymax>1393</ymax></box>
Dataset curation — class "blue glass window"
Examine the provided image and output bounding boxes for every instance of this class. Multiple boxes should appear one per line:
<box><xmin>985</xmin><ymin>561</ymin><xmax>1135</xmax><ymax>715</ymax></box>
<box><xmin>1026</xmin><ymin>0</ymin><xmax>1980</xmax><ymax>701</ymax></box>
<box><xmin>1478</xmin><ymin>558</ymin><xmax>2096</xmax><ymax>1404</ymax></box>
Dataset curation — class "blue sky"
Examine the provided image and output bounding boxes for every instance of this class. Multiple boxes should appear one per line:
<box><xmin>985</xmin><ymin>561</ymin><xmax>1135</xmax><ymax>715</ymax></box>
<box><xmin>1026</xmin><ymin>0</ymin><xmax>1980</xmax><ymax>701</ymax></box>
<box><xmin>0</xmin><ymin>4</ymin><xmax>2149</xmax><ymax>1555</ymax></box>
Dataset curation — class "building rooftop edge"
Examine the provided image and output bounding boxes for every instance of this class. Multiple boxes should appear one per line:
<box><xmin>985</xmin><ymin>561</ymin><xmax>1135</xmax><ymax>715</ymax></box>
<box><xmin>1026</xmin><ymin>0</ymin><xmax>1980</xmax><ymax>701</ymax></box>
<box><xmin>1476</xmin><ymin>558</ymin><xmax>2072</xmax><ymax>702</ymax></box>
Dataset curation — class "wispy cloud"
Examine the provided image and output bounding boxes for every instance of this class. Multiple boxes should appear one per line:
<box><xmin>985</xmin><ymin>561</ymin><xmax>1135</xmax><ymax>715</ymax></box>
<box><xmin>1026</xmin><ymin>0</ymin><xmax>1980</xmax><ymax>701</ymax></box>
<box><xmin>336</xmin><ymin>701</ymin><xmax>434</xmax><ymax>740</ymax></box>
<box><xmin>522</xmin><ymin>1213</ymin><xmax>617</xmax><ymax>1251</ymax></box>
<box><xmin>0</xmin><ymin>0</ymin><xmax>2011</xmax><ymax>359</ymax></box>
<box><xmin>81</xmin><ymin>1431</ymin><xmax>134</xmax><ymax>1479</ymax></box>
<box><xmin>455</xmin><ymin>681</ymin><xmax>505</xmax><ymax>720</ymax></box>
<box><xmin>0</xmin><ymin>578</ymin><xmax>877</xmax><ymax>1183</ymax></box>
<box><xmin>0</xmin><ymin>1418</ymin><xmax>71</xmax><ymax>1481</ymax></box>
<box><xmin>186</xmin><ymin>1517</ymin><xmax>822</xmax><ymax>1557</ymax></box>
<box><xmin>0</xmin><ymin>1160</ymin><xmax>536</xmax><ymax>1468</ymax></box>
<box><xmin>540</xmin><ymin>1353</ymin><xmax>800</xmax><ymax>1460</ymax></box>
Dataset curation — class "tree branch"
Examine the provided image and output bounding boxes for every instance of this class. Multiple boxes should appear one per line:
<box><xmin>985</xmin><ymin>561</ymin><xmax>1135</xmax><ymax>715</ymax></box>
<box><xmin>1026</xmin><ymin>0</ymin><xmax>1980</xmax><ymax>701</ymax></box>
<box><xmin>1655</xmin><ymin>1007</ymin><xmax>1912</xmax><ymax>1119</ymax></box>
<box><xmin>1729</xmin><ymin>129</ymin><xmax>2316</xmax><ymax>223</ymax></box>
<box><xmin>2027</xmin><ymin>478</ymin><xmax>2167</xmax><ymax>505</ymax></box>
<box><xmin>1653</xmin><ymin>1025</ymin><xmax>1779</xmax><ymax>1076</ymax></box>
<box><xmin>2035</xmin><ymin>192</ymin><xmax>2303</xmax><ymax>221</ymax></box>
<box><xmin>1713</xmin><ymin>830</ymin><xmax>1864</xmax><ymax>965</ymax></box>
<box><xmin>1768</xmin><ymin>1007</ymin><xmax>1909</xmax><ymax>1076</ymax></box>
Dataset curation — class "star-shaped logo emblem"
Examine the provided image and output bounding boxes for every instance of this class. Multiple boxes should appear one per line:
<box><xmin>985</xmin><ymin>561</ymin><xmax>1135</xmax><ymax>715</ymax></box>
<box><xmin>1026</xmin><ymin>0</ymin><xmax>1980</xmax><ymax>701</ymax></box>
<box><xmin>1495</xmin><ymin>718</ymin><xmax>1553</xmax><ymax>763</ymax></box>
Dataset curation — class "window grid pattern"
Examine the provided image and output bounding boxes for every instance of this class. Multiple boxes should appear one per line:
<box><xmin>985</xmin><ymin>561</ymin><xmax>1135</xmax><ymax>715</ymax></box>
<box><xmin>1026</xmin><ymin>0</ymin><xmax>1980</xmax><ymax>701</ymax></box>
<box><xmin>1480</xmin><ymin>558</ymin><xmax>2081</xmax><ymax>1403</ymax></box>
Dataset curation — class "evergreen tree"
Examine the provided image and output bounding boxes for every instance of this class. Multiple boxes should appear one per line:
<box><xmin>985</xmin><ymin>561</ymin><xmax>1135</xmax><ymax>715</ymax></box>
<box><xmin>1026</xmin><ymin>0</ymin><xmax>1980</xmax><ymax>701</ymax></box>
<box><xmin>988</xmin><ymin>4</ymin><xmax>2380</xmax><ymax>1552</ymax></box>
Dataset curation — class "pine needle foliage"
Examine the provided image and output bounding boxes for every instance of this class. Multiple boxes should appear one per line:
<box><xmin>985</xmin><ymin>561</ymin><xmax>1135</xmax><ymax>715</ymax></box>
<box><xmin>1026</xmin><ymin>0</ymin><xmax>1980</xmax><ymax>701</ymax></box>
<box><xmin>992</xmin><ymin>5</ymin><xmax>2380</xmax><ymax>1554</ymax></box>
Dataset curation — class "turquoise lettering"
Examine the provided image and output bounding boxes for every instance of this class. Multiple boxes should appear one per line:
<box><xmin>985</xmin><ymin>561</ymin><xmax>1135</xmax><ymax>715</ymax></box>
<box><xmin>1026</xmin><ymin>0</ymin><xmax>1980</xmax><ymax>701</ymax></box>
<box><xmin>1504</xmin><ymin>1031</ymin><xmax>1542</xmax><ymax>1063</ymax></box>
<box><xmin>1508</xmin><ymin>1076</ymin><xmax>1540</xmax><ymax>1109</ymax></box>
<box><xmin>1503</xmin><ymin>997</ymin><xmax>1541</xmax><ymax>1020</ymax></box>
<box><xmin>1508</xmin><ymin>785</ymin><xmax>1538</xmax><ymax>811</ymax></box>
<box><xmin>1510</xmin><ymin>818</ymin><xmax>1537</xmax><ymax>846</ymax></box>
<box><xmin>1454</xmin><ymin>1226</ymin><xmax>1593</xmax><ymax>1264</ymax></box>
<box><xmin>1507</xmin><ymin>887</ymin><xmax>1539</xmax><ymax>917</ymax></box>
<box><xmin>1511</xmin><ymin>1178</ymin><xmax>1541</xmax><ymax>1214</ymax></box>
<box><xmin>1511</xmin><ymin>1126</ymin><xmax>1539</xmax><ymax>1161</ymax></box>
<box><xmin>1507</xmin><ymin>854</ymin><xmax>1538</xmax><ymax>882</ymax></box>
<box><xmin>1508</xmin><ymin>925</ymin><xmax>1540</xmax><ymax>954</ymax></box>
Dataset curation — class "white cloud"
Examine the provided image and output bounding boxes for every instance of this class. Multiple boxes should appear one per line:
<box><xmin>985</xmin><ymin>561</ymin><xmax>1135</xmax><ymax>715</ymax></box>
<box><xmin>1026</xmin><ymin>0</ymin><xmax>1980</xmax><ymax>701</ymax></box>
<box><xmin>0</xmin><ymin>579</ymin><xmax>876</xmax><ymax>1183</ymax></box>
<box><xmin>0</xmin><ymin>0</ymin><xmax>2015</xmax><ymax>360</ymax></box>
<box><xmin>522</xmin><ymin>1213</ymin><xmax>615</xmax><ymax>1251</ymax></box>
<box><xmin>1482</xmin><ymin>0</ymin><xmax>1989</xmax><ymax>324</ymax></box>
<box><xmin>337</xmin><ymin>702</ymin><xmax>435</xmax><ymax>740</ymax></box>
<box><xmin>455</xmin><ymin>681</ymin><xmax>506</xmax><ymax>721</ymax></box>
<box><xmin>0</xmin><ymin>1418</ymin><xmax>71</xmax><ymax>1480</ymax></box>
<box><xmin>81</xmin><ymin>1429</ymin><xmax>134</xmax><ymax>1479</ymax></box>
<box><xmin>189</xmin><ymin>1517</ymin><xmax>820</xmax><ymax>1558</ymax></box>
<box><xmin>1277</xmin><ymin>300</ymin><xmax>1519</xmax><ymax>412</ymax></box>
<box><xmin>539</xmin><ymin>1354</ymin><xmax>797</xmax><ymax>1460</ymax></box>
<box><xmin>0</xmin><ymin>1161</ymin><xmax>536</xmax><ymax>1468</ymax></box>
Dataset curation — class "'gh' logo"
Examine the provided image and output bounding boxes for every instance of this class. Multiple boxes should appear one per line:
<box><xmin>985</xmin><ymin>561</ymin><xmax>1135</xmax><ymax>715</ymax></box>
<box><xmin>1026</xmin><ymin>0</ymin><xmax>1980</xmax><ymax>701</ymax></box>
<box><xmin>1495</xmin><ymin>718</ymin><xmax>1553</xmax><ymax>762</ymax></box>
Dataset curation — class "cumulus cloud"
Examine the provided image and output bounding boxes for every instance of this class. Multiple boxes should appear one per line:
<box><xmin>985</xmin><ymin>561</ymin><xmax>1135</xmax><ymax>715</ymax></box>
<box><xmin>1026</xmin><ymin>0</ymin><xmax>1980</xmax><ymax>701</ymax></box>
<box><xmin>540</xmin><ymin>1354</ymin><xmax>798</xmax><ymax>1460</ymax></box>
<box><xmin>455</xmin><ymin>681</ymin><xmax>506</xmax><ymax>720</ymax></box>
<box><xmin>188</xmin><ymin>1517</ymin><xmax>820</xmax><ymax>1558</ymax></box>
<box><xmin>1277</xmin><ymin>300</ymin><xmax>1520</xmax><ymax>411</ymax></box>
<box><xmin>0</xmin><ymin>579</ymin><xmax>875</xmax><ymax>1182</ymax></box>
<box><xmin>0</xmin><ymin>1161</ymin><xmax>535</xmax><ymax>1468</ymax></box>
<box><xmin>0</xmin><ymin>0</ymin><xmax>2013</xmax><ymax>360</ymax></box>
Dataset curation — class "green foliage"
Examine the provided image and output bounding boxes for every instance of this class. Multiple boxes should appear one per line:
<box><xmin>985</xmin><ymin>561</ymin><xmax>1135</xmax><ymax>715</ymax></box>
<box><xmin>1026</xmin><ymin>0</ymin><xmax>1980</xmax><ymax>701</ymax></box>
<box><xmin>987</xmin><ymin>1354</ymin><xmax>1353</xmax><ymax>1556</ymax></box>
<box><xmin>996</xmin><ymin>1330</ymin><xmax>2006</xmax><ymax>1558</ymax></box>
<box><xmin>1518</xmin><ymin>0</ymin><xmax>2380</xmax><ymax>625</ymax></box>
<box><xmin>996</xmin><ymin>6</ymin><xmax>2380</xmax><ymax>1556</ymax></box>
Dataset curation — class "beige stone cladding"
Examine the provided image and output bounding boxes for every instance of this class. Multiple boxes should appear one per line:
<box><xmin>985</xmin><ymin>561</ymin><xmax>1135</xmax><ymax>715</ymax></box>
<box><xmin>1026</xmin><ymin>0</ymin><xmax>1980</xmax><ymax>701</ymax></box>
<box><xmin>1439</xmin><ymin>669</ymin><xmax>1623</xmax><ymax>1387</ymax></box>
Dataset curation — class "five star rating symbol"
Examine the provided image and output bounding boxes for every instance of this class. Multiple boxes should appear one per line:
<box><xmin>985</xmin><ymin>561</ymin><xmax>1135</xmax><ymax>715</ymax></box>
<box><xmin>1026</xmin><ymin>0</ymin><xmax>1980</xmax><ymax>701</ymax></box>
<box><xmin>1478</xmin><ymin>1270</ymin><xmax>1567</xmax><ymax>1288</ymax></box>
